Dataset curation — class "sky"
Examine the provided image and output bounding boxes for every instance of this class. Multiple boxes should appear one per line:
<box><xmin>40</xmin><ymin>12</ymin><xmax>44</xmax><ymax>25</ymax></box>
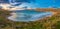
<box><xmin>0</xmin><ymin>0</ymin><xmax>60</xmax><ymax>8</ymax></box>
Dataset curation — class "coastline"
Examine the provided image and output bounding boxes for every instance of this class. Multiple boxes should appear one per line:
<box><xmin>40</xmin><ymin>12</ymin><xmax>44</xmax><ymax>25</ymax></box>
<box><xmin>7</xmin><ymin>10</ymin><xmax>53</xmax><ymax>22</ymax></box>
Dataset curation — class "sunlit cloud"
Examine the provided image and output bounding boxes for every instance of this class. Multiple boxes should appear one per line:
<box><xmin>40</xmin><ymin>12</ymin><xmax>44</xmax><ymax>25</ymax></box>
<box><xmin>0</xmin><ymin>0</ymin><xmax>60</xmax><ymax>10</ymax></box>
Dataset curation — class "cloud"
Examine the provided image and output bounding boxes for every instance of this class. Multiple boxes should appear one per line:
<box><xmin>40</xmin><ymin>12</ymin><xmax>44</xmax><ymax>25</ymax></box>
<box><xmin>0</xmin><ymin>0</ymin><xmax>59</xmax><ymax>9</ymax></box>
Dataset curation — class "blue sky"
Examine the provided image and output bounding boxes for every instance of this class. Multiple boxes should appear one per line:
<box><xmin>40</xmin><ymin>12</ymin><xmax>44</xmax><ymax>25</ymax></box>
<box><xmin>0</xmin><ymin>0</ymin><xmax>60</xmax><ymax>8</ymax></box>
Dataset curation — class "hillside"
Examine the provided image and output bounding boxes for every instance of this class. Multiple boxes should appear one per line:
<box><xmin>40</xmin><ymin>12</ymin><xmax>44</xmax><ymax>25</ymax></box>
<box><xmin>0</xmin><ymin>8</ymin><xmax>60</xmax><ymax>29</ymax></box>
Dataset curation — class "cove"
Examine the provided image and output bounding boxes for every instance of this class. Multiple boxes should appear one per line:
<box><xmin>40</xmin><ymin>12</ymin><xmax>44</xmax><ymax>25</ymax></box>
<box><xmin>8</xmin><ymin>10</ymin><xmax>53</xmax><ymax>22</ymax></box>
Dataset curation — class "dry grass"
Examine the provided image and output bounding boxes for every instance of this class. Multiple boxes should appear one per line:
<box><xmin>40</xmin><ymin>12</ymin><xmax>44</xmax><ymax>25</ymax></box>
<box><xmin>0</xmin><ymin>8</ymin><xmax>60</xmax><ymax>29</ymax></box>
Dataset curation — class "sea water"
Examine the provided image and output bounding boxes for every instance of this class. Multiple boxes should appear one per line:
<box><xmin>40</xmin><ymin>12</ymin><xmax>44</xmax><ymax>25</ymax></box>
<box><xmin>8</xmin><ymin>10</ymin><xmax>53</xmax><ymax>22</ymax></box>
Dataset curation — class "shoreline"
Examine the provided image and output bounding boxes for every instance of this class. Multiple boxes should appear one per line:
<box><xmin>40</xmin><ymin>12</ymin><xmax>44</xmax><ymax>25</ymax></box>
<box><xmin>8</xmin><ymin>11</ymin><xmax>53</xmax><ymax>22</ymax></box>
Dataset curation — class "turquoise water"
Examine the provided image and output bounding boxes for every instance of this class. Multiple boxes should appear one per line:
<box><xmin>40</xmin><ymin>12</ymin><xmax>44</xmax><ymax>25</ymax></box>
<box><xmin>8</xmin><ymin>10</ymin><xmax>53</xmax><ymax>22</ymax></box>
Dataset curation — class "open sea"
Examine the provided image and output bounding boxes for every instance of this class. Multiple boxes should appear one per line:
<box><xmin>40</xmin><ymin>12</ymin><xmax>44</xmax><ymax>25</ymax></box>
<box><xmin>8</xmin><ymin>10</ymin><xmax>53</xmax><ymax>22</ymax></box>
<box><xmin>0</xmin><ymin>0</ymin><xmax>58</xmax><ymax>22</ymax></box>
